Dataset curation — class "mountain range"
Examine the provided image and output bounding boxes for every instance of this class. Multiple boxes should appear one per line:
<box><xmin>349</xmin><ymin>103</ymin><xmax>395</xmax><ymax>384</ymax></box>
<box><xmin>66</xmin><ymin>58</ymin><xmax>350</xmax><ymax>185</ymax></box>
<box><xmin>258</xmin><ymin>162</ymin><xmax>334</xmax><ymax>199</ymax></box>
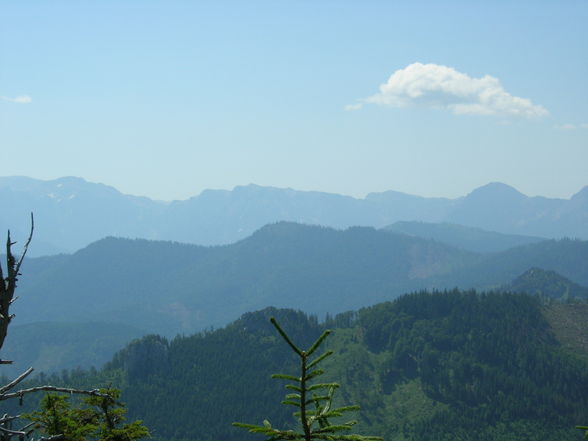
<box><xmin>4</xmin><ymin>176</ymin><xmax>588</xmax><ymax>441</ymax></box>
<box><xmin>1</xmin><ymin>176</ymin><xmax>587</xmax><ymax>256</ymax></box>
<box><xmin>3</xmin><ymin>176</ymin><xmax>588</xmax><ymax>379</ymax></box>
<box><xmin>12</xmin><ymin>222</ymin><xmax>588</xmax><ymax>339</ymax></box>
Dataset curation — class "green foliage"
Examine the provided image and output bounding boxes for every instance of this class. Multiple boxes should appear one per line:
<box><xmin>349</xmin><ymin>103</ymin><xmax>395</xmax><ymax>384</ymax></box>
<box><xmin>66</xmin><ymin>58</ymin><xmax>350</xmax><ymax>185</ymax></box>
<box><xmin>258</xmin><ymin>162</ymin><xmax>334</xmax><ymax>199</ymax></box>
<box><xmin>357</xmin><ymin>290</ymin><xmax>588</xmax><ymax>440</ymax></box>
<box><xmin>25</xmin><ymin>394</ymin><xmax>95</xmax><ymax>441</ymax></box>
<box><xmin>24</xmin><ymin>388</ymin><xmax>149</xmax><ymax>441</ymax></box>
<box><xmin>543</xmin><ymin>302</ymin><xmax>588</xmax><ymax>364</ymax></box>
<box><xmin>37</xmin><ymin>292</ymin><xmax>588</xmax><ymax>441</ymax></box>
<box><xmin>233</xmin><ymin>318</ymin><xmax>382</xmax><ymax>441</ymax></box>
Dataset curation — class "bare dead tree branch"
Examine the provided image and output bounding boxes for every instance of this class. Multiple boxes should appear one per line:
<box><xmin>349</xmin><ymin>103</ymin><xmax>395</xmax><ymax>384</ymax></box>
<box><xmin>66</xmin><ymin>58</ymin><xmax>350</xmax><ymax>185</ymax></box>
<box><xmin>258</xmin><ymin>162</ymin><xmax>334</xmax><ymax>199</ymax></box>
<box><xmin>35</xmin><ymin>435</ymin><xmax>64</xmax><ymax>441</ymax></box>
<box><xmin>0</xmin><ymin>367</ymin><xmax>34</xmax><ymax>394</ymax></box>
<box><xmin>0</xmin><ymin>386</ymin><xmax>109</xmax><ymax>402</ymax></box>
<box><xmin>16</xmin><ymin>423</ymin><xmax>34</xmax><ymax>433</ymax></box>
<box><xmin>14</xmin><ymin>214</ymin><xmax>34</xmax><ymax>280</ymax></box>
<box><xmin>0</xmin><ymin>213</ymin><xmax>34</xmax><ymax>352</ymax></box>
<box><xmin>0</xmin><ymin>416</ymin><xmax>19</xmax><ymax>425</ymax></box>
<box><xmin>0</xmin><ymin>425</ymin><xmax>27</xmax><ymax>436</ymax></box>
<box><xmin>0</xmin><ymin>216</ymin><xmax>116</xmax><ymax>441</ymax></box>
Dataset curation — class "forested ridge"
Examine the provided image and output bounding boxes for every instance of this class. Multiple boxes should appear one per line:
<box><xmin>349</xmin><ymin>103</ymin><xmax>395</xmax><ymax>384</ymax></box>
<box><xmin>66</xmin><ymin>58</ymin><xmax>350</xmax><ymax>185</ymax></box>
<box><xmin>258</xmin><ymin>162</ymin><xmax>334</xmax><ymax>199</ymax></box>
<box><xmin>13</xmin><ymin>290</ymin><xmax>588</xmax><ymax>441</ymax></box>
<box><xmin>504</xmin><ymin>267</ymin><xmax>588</xmax><ymax>300</ymax></box>
<box><xmin>14</xmin><ymin>223</ymin><xmax>588</xmax><ymax>338</ymax></box>
<box><xmin>382</xmin><ymin>221</ymin><xmax>545</xmax><ymax>253</ymax></box>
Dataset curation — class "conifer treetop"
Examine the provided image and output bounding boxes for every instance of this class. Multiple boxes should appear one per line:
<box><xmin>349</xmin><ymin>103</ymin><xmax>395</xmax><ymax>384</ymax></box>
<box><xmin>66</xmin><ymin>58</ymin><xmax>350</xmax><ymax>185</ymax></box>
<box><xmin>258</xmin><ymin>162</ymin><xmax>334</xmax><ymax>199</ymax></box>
<box><xmin>233</xmin><ymin>317</ymin><xmax>383</xmax><ymax>441</ymax></box>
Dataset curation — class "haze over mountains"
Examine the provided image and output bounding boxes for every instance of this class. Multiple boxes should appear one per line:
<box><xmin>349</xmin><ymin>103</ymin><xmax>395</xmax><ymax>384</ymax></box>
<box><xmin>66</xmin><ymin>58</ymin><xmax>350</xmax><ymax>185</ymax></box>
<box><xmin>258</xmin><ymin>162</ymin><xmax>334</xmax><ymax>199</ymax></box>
<box><xmin>2</xmin><ymin>176</ymin><xmax>588</xmax><ymax>378</ymax></box>
<box><xmin>12</xmin><ymin>223</ymin><xmax>588</xmax><ymax>339</ymax></box>
<box><xmin>383</xmin><ymin>221</ymin><xmax>545</xmax><ymax>253</ymax></box>
<box><xmin>1</xmin><ymin>176</ymin><xmax>587</xmax><ymax>256</ymax></box>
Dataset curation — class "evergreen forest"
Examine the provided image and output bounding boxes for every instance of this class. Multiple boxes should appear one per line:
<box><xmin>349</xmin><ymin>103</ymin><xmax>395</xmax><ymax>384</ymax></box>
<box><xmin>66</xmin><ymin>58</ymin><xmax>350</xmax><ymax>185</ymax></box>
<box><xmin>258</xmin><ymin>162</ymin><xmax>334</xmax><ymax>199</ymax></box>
<box><xmin>10</xmin><ymin>290</ymin><xmax>588</xmax><ymax>441</ymax></box>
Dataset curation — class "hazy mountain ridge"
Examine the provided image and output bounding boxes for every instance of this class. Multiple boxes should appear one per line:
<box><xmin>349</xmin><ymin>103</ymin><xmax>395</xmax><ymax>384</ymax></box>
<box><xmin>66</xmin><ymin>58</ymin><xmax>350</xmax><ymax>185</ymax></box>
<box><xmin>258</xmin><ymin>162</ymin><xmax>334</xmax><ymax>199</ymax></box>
<box><xmin>430</xmin><ymin>237</ymin><xmax>588</xmax><ymax>290</ymax></box>
<box><xmin>0</xmin><ymin>321</ymin><xmax>145</xmax><ymax>377</ymax></box>
<box><xmin>14</xmin><ymin>223</ymin><xmax>475</xmax><ymax>335</ymax></box>
<box><xmin>1</xmin><ymin>177</ymin><xmax>586</xmax><ymax>256</ymax></box>
<box><xmin>0</xmin><ymin>176</ymin><xmax>165</xmax><ymax>256</ymax></box>
<box><xmin>13</xmin><ymin>222</ymin><xmax>588</xmax><ymax>338</ymax></box>
<box><xmin>382</xmin><ymin>220</ymin><xmax>545</xmax><ymax>253</ymax></box>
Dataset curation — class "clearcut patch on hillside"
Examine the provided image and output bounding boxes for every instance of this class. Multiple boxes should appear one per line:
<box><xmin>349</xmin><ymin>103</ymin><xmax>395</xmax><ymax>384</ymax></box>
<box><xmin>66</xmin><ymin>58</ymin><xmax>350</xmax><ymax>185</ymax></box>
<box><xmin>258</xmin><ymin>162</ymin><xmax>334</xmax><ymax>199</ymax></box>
<box><xmin>544</xmin><ymin>303</ymin><xmax>588</xmax><ymax>360</ymax></box>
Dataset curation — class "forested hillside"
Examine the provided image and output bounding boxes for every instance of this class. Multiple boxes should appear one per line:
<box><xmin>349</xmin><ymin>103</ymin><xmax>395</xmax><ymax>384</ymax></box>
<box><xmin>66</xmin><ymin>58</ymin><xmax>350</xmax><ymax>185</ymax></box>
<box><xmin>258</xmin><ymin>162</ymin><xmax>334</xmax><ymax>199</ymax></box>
<box><xmin>382</xmin><ymin>221</ymin><xmax>545</xmax><ymax>253</ymax></box>
<box><xmin>504</xmin><ymin>267</ymin><xmax>588</xmax><ymax>301</ymax></box>
<box><xmin>431</xmin><ymin>237</ymin><xmax>588</xmax><ymax>289</ymax></box>
<box><xmin>14</xmin><ymin>223</ymin><xmax>475</xmax><ymax>335</ymax></box>
<box><xmin>0</xmin><ymin>321</ymin><xmax>145</xmax><ymax>377</ymax></box>
<box><xmin>26</xmin><ymin>291</ymin><xmax>588</xmax><ymax>441</ymax></box>
<box><xmin>15</xmin><ymin>223</ymin><xmax>588</xmax><ymax>338</ymax></box>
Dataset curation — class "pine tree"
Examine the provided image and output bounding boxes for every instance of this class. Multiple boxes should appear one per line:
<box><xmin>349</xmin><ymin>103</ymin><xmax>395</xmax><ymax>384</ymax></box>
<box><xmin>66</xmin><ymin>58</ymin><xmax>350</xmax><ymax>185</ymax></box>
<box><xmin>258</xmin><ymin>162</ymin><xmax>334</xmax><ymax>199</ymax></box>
<box><xmin>233</xmin><ymin>317</ymin><xmax>383</xmax><ymax>441</ymax></box>
<box><xmin>25</xmin><ymin>389</ymin><xmax>149</xmax><ymax>441</ymax></box>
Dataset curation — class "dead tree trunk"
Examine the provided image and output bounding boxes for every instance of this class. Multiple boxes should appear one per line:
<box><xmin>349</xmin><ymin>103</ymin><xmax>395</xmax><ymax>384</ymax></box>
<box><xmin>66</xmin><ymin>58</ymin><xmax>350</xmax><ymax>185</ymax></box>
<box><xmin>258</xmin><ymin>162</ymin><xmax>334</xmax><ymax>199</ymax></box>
<box><xmin>0</xmin><ymin>213</ymin><xmax>34</xmax><ymax>360</ymax></box>
<box><xmin>0</xmin><ymin>215</ymin><xmax>108</xmax><ymax>441</ymax></box>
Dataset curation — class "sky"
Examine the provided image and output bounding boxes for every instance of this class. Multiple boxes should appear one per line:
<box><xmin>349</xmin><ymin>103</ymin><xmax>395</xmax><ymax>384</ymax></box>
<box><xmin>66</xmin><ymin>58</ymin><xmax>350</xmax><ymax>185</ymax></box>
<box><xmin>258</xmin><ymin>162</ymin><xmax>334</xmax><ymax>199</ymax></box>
<box><xmin>1</xmin><ymin>0</ymin><xmax>587</xmax><ymax>201</ymax></box>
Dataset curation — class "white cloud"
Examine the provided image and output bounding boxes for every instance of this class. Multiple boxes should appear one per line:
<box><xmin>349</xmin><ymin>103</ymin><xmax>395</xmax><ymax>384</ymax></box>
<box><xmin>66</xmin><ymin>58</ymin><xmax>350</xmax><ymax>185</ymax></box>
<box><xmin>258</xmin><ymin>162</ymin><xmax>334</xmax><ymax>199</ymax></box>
<box><xmin>354</xmin><ymin>63</ymin><xmax>547</xmax><ymax>118</ymax></box>
<box><xmin>344</xmin><ymin>103</ymin><xmax>363</xmax><ymax>111</ymax></box>
<box><xmin>555</xmin><ymin>123</ymin><xmax>577</xmax><ymax>130</ymax></box>
<box><xmin>0</xmin><ymin>95</ymin><xmax>32</xmax><ymax>104</ymax></box>
<box><xmin>554</xmin><ymin>123</ymin><xmax>588</xmax><ymax>130</ymax></box>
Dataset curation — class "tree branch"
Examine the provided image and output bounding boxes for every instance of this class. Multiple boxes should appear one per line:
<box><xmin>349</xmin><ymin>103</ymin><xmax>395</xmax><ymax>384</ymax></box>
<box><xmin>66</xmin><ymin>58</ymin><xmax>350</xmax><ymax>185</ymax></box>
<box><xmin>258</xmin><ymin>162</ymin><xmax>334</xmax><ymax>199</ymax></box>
<box><xmin>0</xmin><ymin>386</ymin><xmax>110</xmax><ymax>402</ymax></box>
<box><xmin>0</xmin><ymin>415</ymin><xmax>20</xmax><ymax>424</ymax></box>
<box><xmin>0</xmin><ymin>367</ymin><xmax>34</xmax><ymax>394</ymax></box>
<box><xmin>14</xmin><ymin>213</ymin><xmax>34</xmax><ymax>279</ymax></box>
<box><xmin>35</xmin><ymin>435</ymin><xmax>64</xmax><ymax>441</ymax></box>
<box><xmin>0</xmin><ymin>425</ymin><xmax>27</xmax><ymax>436</ymax></box>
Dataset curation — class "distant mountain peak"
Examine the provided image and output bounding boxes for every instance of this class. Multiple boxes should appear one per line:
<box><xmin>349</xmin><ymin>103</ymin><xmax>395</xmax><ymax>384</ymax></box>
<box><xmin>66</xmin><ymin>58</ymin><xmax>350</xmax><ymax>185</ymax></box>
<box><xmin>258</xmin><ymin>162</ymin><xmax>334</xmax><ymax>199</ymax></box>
<box><xmin>571</xmin><ymin>185</ymin><xmax>588</xmax><ymax>201</ymax></box>
<box><xmin>54</xmin><ymin>176</ymin><xmax>88</xmax><ymax>185</ymax></box>
<box><xmin>365</xmin><ymin>189</ymin><xmax>428</xmax><ymax>202</ymax></box>
<box><xmin>0</xmin><ymin>175</ymin><xmax>121</xmax><ymax>196</ymax></box>
<box><xmin>233</xmin><ymin>183</ymin><xmax>296</xmax><ymax>195</ymax></box>
<box><xmin>506</xmin><ymin>267</ymin><xmax>588</xmax><ymax>300</ymax></box>
<box><xmin>466</xmin><ymin>182</ymin><xmax>525</xmax><ymax>200</ymax></box>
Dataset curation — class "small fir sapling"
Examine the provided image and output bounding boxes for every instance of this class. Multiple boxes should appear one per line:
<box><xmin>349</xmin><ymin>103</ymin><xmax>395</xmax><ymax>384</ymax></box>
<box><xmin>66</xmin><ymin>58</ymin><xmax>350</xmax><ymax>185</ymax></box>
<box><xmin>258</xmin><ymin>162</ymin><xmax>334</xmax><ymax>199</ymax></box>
<box><xmin>233</xmin><ymin>317</ymin><xmax>383</xmax><ymax>441</ymax></box>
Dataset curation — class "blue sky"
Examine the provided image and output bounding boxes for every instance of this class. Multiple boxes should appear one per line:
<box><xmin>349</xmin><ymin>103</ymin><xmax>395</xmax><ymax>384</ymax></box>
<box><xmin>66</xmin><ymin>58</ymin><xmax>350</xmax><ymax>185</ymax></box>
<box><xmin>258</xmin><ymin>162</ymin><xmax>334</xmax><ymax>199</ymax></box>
<box><xmin>1</xmin><ymin>1</ymin><xmax>587</xmax><ymax>200</ymax></box>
